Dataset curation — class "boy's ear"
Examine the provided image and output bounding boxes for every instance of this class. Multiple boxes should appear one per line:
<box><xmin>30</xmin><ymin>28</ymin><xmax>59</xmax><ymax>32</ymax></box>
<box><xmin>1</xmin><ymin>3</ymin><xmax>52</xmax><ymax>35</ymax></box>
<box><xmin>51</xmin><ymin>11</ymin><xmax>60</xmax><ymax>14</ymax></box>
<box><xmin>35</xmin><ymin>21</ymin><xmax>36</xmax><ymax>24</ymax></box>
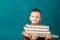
<box><xmin>29</xmin><ymin>16</ymin><xmax>31</xmax><ymax>20</ymax></box>
<box><xmin>39</xmin><ymin>17</ymin><xmax>41</xmax><ymax>21</ymax></box>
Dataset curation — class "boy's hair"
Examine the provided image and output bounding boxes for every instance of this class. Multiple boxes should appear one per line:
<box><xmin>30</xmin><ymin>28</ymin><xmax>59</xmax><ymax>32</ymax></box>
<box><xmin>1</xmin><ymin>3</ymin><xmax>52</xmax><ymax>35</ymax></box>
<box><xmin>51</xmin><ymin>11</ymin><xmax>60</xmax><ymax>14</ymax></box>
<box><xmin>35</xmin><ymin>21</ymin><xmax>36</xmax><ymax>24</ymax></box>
<box><xmin>31</xmin><ymin>8</ymin><xmax>41</xmax><ymax>13</ymax></box>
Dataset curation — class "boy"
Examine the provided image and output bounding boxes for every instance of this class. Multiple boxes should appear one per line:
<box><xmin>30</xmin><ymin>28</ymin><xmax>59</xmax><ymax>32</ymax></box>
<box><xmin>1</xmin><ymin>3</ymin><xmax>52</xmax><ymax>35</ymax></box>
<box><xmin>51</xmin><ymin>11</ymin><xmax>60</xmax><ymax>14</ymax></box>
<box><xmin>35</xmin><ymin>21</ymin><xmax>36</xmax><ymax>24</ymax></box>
<box><xmin>23</xmin><ymin>8</ymin><xmax>51</xmax><ymax>40</ymax></box>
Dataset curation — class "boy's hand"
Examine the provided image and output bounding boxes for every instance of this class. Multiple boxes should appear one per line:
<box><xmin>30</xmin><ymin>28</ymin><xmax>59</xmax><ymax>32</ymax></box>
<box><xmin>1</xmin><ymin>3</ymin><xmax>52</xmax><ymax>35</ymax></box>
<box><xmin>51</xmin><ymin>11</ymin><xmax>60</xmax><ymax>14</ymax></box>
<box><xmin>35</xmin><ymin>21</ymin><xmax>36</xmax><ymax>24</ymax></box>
<box><xmin>31</xmin><ymin>34</ymin><xmax>38</xmax><ymax>40</ymax></box>
<box><xmin>45</xmin><ymin>34</ymin><xmax>51</xmax><ymax>40</ymax></box>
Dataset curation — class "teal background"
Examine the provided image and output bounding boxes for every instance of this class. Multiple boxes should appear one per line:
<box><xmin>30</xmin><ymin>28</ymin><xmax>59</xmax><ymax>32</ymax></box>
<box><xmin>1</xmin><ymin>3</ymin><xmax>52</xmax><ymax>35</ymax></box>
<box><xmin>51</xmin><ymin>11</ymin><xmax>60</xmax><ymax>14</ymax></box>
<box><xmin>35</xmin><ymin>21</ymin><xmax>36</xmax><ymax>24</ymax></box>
<box><xmin>0</xmin><ymin>0</ymin><xmax>60</xmax><ymax>40</ymax></box>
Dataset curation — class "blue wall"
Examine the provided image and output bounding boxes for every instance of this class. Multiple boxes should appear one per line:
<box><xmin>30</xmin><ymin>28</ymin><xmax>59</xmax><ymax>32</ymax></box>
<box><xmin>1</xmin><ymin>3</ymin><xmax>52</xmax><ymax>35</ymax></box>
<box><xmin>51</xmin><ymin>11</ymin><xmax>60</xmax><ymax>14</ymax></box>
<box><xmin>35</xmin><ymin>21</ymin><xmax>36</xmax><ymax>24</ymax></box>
<box><xmin>0</xmin><ymin>0</ymin><xmax>60</xmax><ymax>40</ymax></box>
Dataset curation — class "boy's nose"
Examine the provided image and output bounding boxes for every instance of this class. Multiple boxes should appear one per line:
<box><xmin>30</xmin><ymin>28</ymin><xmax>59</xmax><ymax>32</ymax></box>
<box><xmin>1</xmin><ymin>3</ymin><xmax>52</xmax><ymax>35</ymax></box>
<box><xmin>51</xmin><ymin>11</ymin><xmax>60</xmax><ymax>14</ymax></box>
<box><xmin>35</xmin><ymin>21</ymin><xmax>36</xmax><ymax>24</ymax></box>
<box><xmin>34</xmin><ymin>16</ymin><xmax>37</xmax><ymax>19</ymax></box>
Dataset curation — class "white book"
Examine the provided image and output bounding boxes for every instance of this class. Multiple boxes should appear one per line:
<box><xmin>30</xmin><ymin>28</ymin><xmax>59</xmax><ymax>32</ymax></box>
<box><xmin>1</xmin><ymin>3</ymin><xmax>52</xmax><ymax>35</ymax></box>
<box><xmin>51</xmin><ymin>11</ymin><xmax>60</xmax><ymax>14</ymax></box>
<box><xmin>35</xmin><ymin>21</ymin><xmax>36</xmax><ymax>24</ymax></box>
<box><xmin>51</xmin><ymin>34</ymin><xmax>59</xmax><ymax>38</ymax></box>
<box><xmin>24</xmin><ymin>27</ymin><xmax>49</xmax><ymax>31</ymax></box>
<box><xmin>38</xmin><ymin>34</ymin><xmax>59</xmax><ymax>38</ymax></box>
<box><xmin>25</xmin><ymin>31</ymin><xmax>50</xmax><ymax>34</ymax></box>
<box><xmin>26</xmin><ymin>24</ymin><xmax>49</xmax><ymax>29</ymax></box>
<box><xmin>25</xmin><ymin>30</ymin><xmax>50</xmax><ymax>32</ymax></box>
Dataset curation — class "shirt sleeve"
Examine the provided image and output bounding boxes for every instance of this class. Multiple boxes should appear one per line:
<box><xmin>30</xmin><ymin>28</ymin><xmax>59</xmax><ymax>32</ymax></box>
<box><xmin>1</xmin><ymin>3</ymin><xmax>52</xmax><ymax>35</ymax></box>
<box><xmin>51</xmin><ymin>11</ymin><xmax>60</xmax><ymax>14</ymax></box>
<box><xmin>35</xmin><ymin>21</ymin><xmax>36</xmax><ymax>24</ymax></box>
<box><xmin>24</xmin><ymin>36</ymin><xmax>31</xmax><ymax>40</ymax></box>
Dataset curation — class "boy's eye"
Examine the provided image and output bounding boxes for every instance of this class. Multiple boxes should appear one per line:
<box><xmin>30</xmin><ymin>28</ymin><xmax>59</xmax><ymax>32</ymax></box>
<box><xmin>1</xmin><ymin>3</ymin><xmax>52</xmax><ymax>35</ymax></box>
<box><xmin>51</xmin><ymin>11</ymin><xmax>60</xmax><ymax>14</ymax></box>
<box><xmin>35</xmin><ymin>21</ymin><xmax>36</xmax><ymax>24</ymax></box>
<box><xmin>32</xmin><ymin>16</ymin><xmax>34</xmax><ymax>17</ymax></box>
<box><xmin>32</xmin><ymin>16</ymin><xmax>40</xmax><ymax>18</ymax></box>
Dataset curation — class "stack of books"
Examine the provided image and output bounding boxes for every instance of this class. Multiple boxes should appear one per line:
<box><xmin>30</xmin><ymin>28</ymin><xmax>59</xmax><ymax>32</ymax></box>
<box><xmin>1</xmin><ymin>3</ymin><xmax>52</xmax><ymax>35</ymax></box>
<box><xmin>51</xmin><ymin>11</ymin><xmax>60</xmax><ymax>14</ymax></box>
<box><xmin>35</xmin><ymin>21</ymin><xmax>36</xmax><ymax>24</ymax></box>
<box><xmin>23</xmin><ymin>24</ymin><xmax>59</xmax><ymax>38</ymax></box>
<box><xmin>24</xmin><ymin>24</ymin><xmax>51</xmax><ymax>37</ymax></box>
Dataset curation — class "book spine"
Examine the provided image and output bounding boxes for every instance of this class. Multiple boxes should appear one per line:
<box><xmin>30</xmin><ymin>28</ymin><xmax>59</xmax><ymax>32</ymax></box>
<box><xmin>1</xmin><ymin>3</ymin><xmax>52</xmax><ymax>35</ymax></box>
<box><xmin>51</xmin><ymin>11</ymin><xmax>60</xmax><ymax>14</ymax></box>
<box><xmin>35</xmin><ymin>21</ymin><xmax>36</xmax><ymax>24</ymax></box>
<box><xmin>25</xmin><ymin>31</ymin><xmax>50</xmax><ymax>34</ymax></box>
<box><xmin>24</xmin><ymin>27</ymin><xmax>49</xmax><ymax>31</ymax></box>
<box><xmin>26</xmin><ymin>24</ymin><xmax>49</xmax><ymax>28</ymax></box>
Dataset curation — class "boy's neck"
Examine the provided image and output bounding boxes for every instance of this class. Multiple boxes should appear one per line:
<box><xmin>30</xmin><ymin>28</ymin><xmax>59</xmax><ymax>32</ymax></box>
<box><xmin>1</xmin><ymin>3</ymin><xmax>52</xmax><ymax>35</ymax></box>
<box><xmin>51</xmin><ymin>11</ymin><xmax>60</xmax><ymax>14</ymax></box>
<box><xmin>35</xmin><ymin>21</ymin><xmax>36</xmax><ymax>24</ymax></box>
<box><xmin>31</xmin><ymin>23</ymin><xmax>39</xmax><ymax>25</ymax></box>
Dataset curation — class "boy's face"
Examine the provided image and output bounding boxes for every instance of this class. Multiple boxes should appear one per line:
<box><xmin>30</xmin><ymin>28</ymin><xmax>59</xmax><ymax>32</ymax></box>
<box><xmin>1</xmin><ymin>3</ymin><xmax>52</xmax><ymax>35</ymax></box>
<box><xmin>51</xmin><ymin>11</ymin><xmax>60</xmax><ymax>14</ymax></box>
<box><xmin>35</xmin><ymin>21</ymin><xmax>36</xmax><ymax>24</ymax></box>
<box><xmin>29</xmin><ymin>11</ymin><xmax>41</xmax><ymax>24</ymax></box>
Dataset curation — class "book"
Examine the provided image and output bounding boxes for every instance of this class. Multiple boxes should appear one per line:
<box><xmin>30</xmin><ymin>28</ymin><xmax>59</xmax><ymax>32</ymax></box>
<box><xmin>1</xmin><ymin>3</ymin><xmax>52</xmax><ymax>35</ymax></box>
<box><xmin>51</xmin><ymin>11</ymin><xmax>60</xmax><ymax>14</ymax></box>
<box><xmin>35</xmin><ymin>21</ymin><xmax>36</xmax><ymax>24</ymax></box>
<box><xmin>24</xmin><ymin>27</ymin><xmax>49</xmax><ymax>31</ymax></box>
<box><xmin>22</xmin><ymin>31</ymin><xmax>59</xmax><ymax>38</ymax></box>
<box><xmin>26</xmin><ymin>24</ymin><xmax>49</xmax><ymax>29</ymax></box>
<box><xmin>25</xmin><ymin>30</ymin><xmax>50</xmax><ymax>34</ymax></box>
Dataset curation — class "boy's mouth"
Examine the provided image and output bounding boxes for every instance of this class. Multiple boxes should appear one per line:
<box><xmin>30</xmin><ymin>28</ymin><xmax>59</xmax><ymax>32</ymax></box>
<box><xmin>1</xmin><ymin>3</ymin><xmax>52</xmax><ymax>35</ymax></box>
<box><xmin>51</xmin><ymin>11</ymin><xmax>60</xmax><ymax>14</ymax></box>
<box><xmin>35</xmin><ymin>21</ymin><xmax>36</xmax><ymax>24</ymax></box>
<box><xmin>33</xmin><ymin>20</ymin><xmax>37</xmax><ymax>22</ymax></box>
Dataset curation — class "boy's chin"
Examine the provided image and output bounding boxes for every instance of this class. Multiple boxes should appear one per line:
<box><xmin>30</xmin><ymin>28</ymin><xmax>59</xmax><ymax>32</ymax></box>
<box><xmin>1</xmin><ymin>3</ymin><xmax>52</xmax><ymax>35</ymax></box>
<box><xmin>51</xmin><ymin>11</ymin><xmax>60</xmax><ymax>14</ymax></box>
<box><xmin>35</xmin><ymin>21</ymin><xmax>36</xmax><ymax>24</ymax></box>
<box><xmin>32</xmin><ymin>22</ymin><xmax>38</xmax><ymax>24</ymax></box>
<box><xmin>32</xmin><ymin>22</ymin><xmax>38</xmax><ymax>23</ymax></box>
